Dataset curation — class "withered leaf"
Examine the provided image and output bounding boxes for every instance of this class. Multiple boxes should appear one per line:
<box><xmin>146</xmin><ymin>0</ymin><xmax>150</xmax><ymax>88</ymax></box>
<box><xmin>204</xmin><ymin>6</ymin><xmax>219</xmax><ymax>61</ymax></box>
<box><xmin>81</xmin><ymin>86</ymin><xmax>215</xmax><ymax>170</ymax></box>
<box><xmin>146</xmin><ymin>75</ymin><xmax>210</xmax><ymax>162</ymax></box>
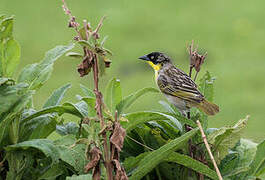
<box><xmin>194</xmin><ymin>53</ymin><xmax>207</xmax><ymax>72</ymax></box>
<box><xmin>110</xmin><ymin>122</ymin><xmax>126</xmax><ymax>152</ymax></box>
<box><xmin>78</xmin><ymin>56</ymin><xmax>92</xmax><ymax>77</ymax></box>
<box><xmin>84</xmin><ymin>146</ymin><xmax>102</xmax><ymax>173</ymax></box>
<box><xmin>188</xmin><ymin>41</ymin><xmax>207</xmax><ymax>73</ymax></box>
<box><xmin>93</xmin><ymin>163</ymin><xmax>101</xmax><ymax>180</ymax></box>
<box><xmin>113</xmin><ymin>159</ymin><xmax>128</xmax><ymax>180</ymax></box>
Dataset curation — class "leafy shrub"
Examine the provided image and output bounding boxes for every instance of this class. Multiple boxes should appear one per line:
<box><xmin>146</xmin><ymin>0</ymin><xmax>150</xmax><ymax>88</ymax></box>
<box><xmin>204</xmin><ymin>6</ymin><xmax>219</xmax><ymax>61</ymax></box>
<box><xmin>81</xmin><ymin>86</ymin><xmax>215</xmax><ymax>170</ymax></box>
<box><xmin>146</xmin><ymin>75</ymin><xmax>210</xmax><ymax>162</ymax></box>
<box><xmin>0</xmin><ymin>12</ymin><xmax>264</xmax><ymax>180</ymax></box>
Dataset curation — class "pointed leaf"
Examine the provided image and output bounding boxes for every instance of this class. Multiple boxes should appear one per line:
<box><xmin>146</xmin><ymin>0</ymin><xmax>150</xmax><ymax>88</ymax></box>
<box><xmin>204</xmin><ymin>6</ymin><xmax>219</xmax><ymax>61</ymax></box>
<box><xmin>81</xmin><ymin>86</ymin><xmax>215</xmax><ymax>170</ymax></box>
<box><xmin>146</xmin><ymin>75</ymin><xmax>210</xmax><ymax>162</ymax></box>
<box><xmin>130</xmin><ymin>128</ymin><xmax>198</xmax><ymax>180</ymax></box>
<box><xmin>54</xmin><ymin>135</ymin><xmax>87</xmax><ymax>173</ymax></box>
<box><xmin>105</xmin><ymin>78</ymin><xmax>122</xmax><ymax>114</ymax></box>
<box><xmin>63</xmin><ymin>101</ymin><xmax>88</xmax><ymax>118</ymax></box>
<box><xmin>199</xmin><ymin>71</ymin><xmax>215</xmax><ymax>102</ymax></box>
<box><xmin>56</xmin><ymin>122</ymin><xmax>79</xmax><ymax>136</ymax></box>
<box><xmin>80</xmin><ymin>84</ymin><xmax>95</xmax><ymax>98</ymax></box>
<box><xmin>78</xmin><ymin>40</ymin><xmax>93</xmax><ymax>48</ymax></box>
<box><xmin>20</xmin><ymin>110</ymin><xmax>57</xmax><ymax>141</ymax></box>
<box><xmin>248</xmin><ymin>139</ymin><xmax>265</xmax><ymax>176</ymax></box>
<box><xmin>66</xmin><ymin>52</ymin><xmax>83</xmax><ymax>58</ymax></box>
<box><xmin>0</xmin><ymin>16</ymin><xmax>13</xmax><ymax>40</ymax></box>
<box><xmin>166</xmin><ymin>152</ymin><xmax>219</xmax><ymax>180</ymax></box>
<box><xmin>18</xmin><ymin>43</ymin><xmax>74</xmax><ymax>90</ymax></box>
<box><xmin>0</xmin><ymin>83</ymin><xmax>32</xmax><ymax>147</ymax></box>
<box><xmin>5</xmin><ymin>139</ymin><xmax>60</xmax><ymax>164</ymax></box>
<box><xmin>124</xmin><ymin>152</ymin><xmax>151</xmax><ymax>173</ymax></box>
<box><xmin>81</xmin><ymin>97</ymin><xmax>96</xmax><ymax>117</ymax></box>
<box><xmin>0</xmin><ymin>39</ymin><xmax>21</xmax><ymax>77</ymax></box>
<box><xmin>208</xmin><ymin>116</ymin><xmax>248</xmax><ymax>163</ymax></box>
<box><xmin>159</xmin><ymin>100</ymin><xmax>176</xmax><ymax>114</ymax></box>
<box><xmin>116</xmin><ymin>87</ymin><xmax>159</xmax><ymax>115</ymax></box>
<box><xmin>123</xmin><ymin>111</ymin><xmax>182</xmax><ymax>133</ymax></box>
<box><xmin>43</xmin><ymin>84</ymin><xmax>71</xmax><ymax>108</ymax></box>
<box><xmin>21</xmin><ymin>104</ymin><xmax>84</xmax><ymax>126</ymax></box>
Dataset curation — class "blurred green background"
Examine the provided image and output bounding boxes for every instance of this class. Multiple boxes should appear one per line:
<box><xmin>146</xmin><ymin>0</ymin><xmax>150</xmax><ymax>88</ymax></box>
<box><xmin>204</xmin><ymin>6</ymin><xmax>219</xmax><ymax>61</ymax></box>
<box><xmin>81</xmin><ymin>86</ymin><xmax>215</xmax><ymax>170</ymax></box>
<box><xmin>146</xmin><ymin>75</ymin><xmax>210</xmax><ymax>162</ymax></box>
<box><xmin>1</xmin><ymin>0</ymin><xmax>265</xmax><ymax>142</ymax></box>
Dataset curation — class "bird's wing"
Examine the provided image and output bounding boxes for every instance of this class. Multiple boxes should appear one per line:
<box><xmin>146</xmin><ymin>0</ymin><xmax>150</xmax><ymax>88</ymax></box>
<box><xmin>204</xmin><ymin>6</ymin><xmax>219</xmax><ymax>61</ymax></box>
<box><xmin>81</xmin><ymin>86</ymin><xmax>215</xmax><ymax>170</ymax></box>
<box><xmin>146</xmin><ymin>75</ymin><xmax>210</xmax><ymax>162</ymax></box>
<box><xmin>157</xmin><ymin>66</ymin><xmax>203</xmax><ymax>103</ymax></box>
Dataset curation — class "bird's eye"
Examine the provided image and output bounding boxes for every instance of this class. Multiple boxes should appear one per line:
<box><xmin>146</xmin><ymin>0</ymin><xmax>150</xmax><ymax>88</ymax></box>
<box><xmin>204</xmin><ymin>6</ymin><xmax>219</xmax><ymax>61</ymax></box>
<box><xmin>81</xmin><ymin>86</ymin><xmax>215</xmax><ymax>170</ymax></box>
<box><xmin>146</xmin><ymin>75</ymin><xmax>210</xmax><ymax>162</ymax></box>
<box><xmin>150</xmin><ymin>56</ymin><xmax>154</xmax><ymax>59</ymax></box>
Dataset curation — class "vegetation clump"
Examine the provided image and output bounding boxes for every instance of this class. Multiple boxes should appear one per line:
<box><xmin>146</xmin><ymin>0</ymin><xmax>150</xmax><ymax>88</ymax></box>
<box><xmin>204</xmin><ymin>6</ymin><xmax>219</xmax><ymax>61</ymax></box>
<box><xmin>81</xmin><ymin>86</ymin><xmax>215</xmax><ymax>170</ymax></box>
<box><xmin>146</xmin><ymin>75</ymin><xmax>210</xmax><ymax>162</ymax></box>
<box><xmin>0</xmin><ymin>2</ymin><xmax>264</xmax><ymax>180</ymax></box>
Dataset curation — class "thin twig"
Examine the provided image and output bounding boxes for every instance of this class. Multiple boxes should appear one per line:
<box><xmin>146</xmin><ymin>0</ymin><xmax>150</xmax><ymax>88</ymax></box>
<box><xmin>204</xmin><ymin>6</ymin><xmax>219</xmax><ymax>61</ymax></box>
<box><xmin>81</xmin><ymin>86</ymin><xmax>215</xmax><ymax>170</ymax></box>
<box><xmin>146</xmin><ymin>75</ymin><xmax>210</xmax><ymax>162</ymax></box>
<box><xmin>126</xmin><ymin>135</ymin><xmax>154</xmax><ymax>151</ymax></box>
<box><xmin>196</xmin><ymin>120</ymin><xmax>223</xmax><ymax>180</ymax></box>
<box><xmin>93</xmin><ymin>16</ymin><xmax>106</xmax><ymax>35</ymax></box>
<box><xmin>194</xmin><ymin>71</ymin><xmax>199</xmax><ymax>82</ymax></box>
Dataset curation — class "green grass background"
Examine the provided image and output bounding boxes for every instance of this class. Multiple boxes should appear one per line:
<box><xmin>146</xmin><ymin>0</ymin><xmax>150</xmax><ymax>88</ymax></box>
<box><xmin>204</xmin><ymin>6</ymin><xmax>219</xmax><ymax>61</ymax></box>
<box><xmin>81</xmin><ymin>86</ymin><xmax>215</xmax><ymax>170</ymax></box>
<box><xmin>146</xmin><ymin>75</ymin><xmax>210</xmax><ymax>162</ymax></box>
<box><xmin>1</xmin><ymin>0</ymin><xmax>265</xmax><ymax>142</ymax></box>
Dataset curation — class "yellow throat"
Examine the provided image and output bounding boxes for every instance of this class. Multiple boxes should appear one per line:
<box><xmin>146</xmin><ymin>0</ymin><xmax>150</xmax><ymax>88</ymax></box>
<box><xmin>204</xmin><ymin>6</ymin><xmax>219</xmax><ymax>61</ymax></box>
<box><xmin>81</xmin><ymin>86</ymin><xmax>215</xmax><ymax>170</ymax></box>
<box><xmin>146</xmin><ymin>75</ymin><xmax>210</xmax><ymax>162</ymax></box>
<box><xmin>148</xmin><ymin>61</ymin><xmax>161</xmax><ymax>80</ymax></box>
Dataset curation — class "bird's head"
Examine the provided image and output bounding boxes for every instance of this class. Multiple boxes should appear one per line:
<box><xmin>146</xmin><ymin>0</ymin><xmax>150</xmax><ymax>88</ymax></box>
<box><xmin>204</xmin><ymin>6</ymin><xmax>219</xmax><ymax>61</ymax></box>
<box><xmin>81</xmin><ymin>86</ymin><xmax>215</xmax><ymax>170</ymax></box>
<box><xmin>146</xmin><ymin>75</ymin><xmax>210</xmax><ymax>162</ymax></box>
<box><xmin>139</xmin><ymin>52</ymin><xmax>171</xmax><ymax>71</ymax></box>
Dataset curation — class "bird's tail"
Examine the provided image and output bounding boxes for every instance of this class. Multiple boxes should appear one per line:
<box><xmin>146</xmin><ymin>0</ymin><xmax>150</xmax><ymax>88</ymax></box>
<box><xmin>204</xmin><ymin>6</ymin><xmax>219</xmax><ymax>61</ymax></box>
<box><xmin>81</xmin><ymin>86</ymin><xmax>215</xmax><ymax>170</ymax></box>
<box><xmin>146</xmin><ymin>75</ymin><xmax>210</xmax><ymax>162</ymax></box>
<box><xmin>197</xmin><ymin>99</ymin><xmax>219</xmax><ymax>116</ymax></box>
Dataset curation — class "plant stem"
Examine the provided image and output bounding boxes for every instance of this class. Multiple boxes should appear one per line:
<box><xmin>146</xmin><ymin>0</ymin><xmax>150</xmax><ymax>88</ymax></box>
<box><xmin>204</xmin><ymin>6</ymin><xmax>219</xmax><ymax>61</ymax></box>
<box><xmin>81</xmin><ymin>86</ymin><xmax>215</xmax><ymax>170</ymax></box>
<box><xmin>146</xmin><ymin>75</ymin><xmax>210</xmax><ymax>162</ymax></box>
<box><xmin>92</xmin><ymin>54</ymin><xmax>113</xmax><ymax>180</ymax></box>
<box><xmin>196</xmin><ymin>120</ymin><xmax>223</xmax><ymax>180</ymax></box>
<box><xmin>155</xmin><ymin>167</ymin><xmax>162</xmax><ymax>180</ymax></box>
<box><xmin>126</xmin><ymin>135</ymin><xmax>154</xmax><ymax>151</ymax></box>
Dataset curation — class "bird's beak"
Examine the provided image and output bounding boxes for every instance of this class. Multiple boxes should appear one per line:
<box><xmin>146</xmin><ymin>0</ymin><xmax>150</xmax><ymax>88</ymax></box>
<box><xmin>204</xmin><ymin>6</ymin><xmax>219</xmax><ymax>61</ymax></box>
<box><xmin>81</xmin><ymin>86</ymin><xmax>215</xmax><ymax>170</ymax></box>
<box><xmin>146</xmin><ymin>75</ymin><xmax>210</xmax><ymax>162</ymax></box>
<box><xmin>139</xmin><ymin>55</ymin><xmax>150</xmax><ymax>61</ymax></box>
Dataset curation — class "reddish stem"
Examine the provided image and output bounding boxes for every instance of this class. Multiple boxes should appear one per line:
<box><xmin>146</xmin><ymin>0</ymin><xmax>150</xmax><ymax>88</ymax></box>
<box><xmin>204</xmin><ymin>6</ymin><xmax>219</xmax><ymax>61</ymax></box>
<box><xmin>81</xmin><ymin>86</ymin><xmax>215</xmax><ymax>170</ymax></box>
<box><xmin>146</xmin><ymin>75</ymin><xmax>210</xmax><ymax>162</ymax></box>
<box><xmin>92</xmin><ymin>54</ymin><xmax>113</xmax><ymax>180</ymax></box>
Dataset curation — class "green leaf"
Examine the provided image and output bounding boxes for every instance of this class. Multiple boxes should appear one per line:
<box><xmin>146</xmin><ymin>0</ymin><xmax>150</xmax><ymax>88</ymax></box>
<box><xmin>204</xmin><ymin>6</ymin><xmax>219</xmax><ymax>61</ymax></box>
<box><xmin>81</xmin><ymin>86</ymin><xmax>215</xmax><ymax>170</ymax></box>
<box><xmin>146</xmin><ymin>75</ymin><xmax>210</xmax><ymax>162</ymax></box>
<box><xmin>18</xmin><ymin>43</ymin><xmax>74</xmax><ymax>90</ymax></box>
<box><xmin>0</xmin><ymin>77</ymin><xmax>15</xmax><ymax>85</ymax></box>
<box><xmin>248</xmin><ymin>139</ymin><xmax>265</xmax><ymax>176</ymax></box>
<box><xmin>81</xmin><ymin>97</ymin><xmax>96</xmax><ymax>117</ymax></box>
<box><xmin>66</xmin><ymin>174</ymin><xmax>92</xmax><ymax>180</ymax></box>
<box><xmin>66</xmin><ymin>52</ymin><xmax>83</xmax><ymax>58</ymax></box>
<box><xmin>116</xmin><ymin>87</ymin><xmax>159</xmax><ymax>115</ymax></box>
<box><xmin>21</xmin><ymin>104</ymin><xmax>84</xmax><ymax>126</ymax></box>
<box><xmin>19</xmin><ymin>110</ymin><xmax>57</xmax><ymax>141</ymax></box>
<box><xmin>159</xmin><ymin>100</ymin><xmax>197</xmax><ymax>128</ymax></box>
<box><xmin>235</xmin><ymin>139</ymin><xmax>257</xmax><ymax>167</ymax></box>
<box><xmin>54</xmin><ymin>135</ymin><xmax>87</xmax><ymax>173</ymax></box>
<box><xmin>198</xmin><ymin>71</ymin><xmax>216</xmax><ymax>128</ymax></box>
<box><xmin>80</xmin><ymin>84</ymin><xmax>95</xmax><ymax>98</ymax></box>
<box><xmin>100</xmin><ymin>35</ymin><xmax>108</xmax><ymax>47</ymax></box>
<box><xmin>208</xmin><ymin>116</ymin><xmax>248</xmax><ymax>163</ymax></box>
<box><xmin>130</xmin><ymin>128</ymin><xmax>198</xmax><ymax>180</ymax></box>
<box><xmin>103</xmin><ymin>48</ymin><xmax>113</xmax><ymax>56</ymax></box>
<box><xmin>38</xmin><ymin>163</ymin><xmax>65</xmax><ymax>180</ymax></box>
<box><xmin>166</xmin><ymin>152</ymin><xmax>219</xmax><ymax>180</ymax></box>
<box><xmin>147</xmin><ymin>121</ymin><xmax>178</xmax><ymax>139</ymax></box>
<box><xmin>43</xmin><ymin>83</ymin><xmax>71</xmax><ymax>108</ymax></box>
<box><xmin>123</xmin><ymin>111</ymin><xmax>182</xmax><ymax>133</ymax></box>
<box><xmin>63</xmin><ymin>101</ymin><xmax>88</xmax><ymax>118</ymax></box>
<box><xmin>5</xmin><ymin>150</ymin><xmax>34</xmax><ymax>180</ymax></box>
<box><xmin>0</xmin><ymin>39</ymin><xmax>21</xmax><ymax>77</ymax></box>
<box><xmin>5</xmin><ymin>139</ymin><xmax>60</xmax><ymax>164</ymax></box>
<box><xmin>0</xmin><ymin>82</ymin><xmax>30</xmax><ymax>121</ymax></box>
<box><xmin>199</xmin><ymin>71</ymin><xmax>215</xmax><ymax>102</ymax></box>
<box><xmin>56</xmin><ymin>122</ymin><xmax>79</xmax><ymax>136</ymax></box>
<box><xmin>124</xmin><ymin>152</ymin><xmax>151</xmax><ymax>173</ymax></box>
<box><xmin>0</xmin><ymin>83</ymin><xmax>32</xmax><ymax>147</ymax></box>
<box><xmin>0</xmin><ymin>16</ymin><xmax>14</xmax><ymax>41</ymax></box>
<box><xmin>78</xmin><ymin>40</ymin><xmax>93</xmax><ymax>48</ymax></box>
<box><xmin>159</xmin><ymin>100</ymin><xmax>176</xmax><ymax>114</ymax></box>
<box><xmin>105</xmin><ymin>78</ymin><xmax>122</xmax><ymax>114</ymax></box>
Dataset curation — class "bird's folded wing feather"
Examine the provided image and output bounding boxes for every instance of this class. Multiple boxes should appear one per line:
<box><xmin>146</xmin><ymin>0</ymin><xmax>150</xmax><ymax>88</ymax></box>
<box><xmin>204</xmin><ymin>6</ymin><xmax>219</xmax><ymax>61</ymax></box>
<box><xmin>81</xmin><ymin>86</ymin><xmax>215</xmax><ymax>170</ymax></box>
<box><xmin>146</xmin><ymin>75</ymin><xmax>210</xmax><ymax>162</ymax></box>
<box><xmin>157</xmin><ymin>67</ymin><xmax>203</xmax><ymax>103</ymax></box>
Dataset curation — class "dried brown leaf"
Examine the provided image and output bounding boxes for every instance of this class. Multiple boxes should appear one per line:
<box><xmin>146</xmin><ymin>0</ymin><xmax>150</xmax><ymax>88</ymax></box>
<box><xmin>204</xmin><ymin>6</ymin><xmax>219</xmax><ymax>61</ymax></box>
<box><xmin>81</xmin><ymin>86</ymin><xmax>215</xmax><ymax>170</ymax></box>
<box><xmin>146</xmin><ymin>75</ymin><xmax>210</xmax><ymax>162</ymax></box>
<box><xmin>77</xmin><ymin>56</ymin><xmax>92</xmax><ymax>77</ymax></box>
<box><xmin>110</xmin><ymin>122</ymin><xmax>126</xmax><ymax>152</ymax></box>
<box><xmin>84</xmin><ymin>146</ymin><xmax>102</xmax><ymax>173</ymax></box>
<box><xmin>188</xmin><ymin>40</ymin><xmax>207</xmax><ymax>73</ymax></box>
<box><xmin>93</xmin><ymin>163</ymin><xmax>101</xmax><ymax>180</ymax></box>
<box><xmin>113</xmin><ymin>159</ymin><xmax>128</xmax><ymax>180</ymax></box>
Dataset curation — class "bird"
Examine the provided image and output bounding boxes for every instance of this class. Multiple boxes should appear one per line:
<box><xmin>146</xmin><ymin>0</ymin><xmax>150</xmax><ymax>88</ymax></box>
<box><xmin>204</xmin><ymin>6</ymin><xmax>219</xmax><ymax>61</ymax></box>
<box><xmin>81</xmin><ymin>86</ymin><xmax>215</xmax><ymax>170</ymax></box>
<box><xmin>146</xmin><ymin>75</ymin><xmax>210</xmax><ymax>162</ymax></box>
<box><xmin>139</xmin><ymin>52</ymin><xmax>219</xmax><ymax>117</ymax></box>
